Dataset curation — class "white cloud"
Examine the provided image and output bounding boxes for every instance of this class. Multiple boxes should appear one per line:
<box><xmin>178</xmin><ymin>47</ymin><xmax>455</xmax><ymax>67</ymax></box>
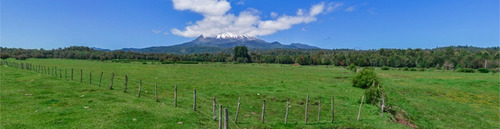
<box><xmin>235</xmin><ymin>0</ymin><xmax>244</xmax><ymax>5</ymax></box>
<box><xmin>270</xmin><ymin>12</ymin><xmax>278</xmax><ymax>18</ymax></box>
<box><xmin>171</xmin><ymin>0</ymin><xmax>231</xmax><ymax>16</ymax></box>
<box><xmin>345</xmin><ymin>6</ymin><xmax>355</xmax><ymax>12</ymax></box>
<box><xmin>297</xmin><ymin>9</ymin><xmax>304</xmax><ymax>16</ymax></box>
<box><xmin>309</xmin><ymin>2</ymin><xmax>325</xmax><ymax>16</ymax></box>
<box><xmin>152</xmin><ymin>29</ymin><xmax>162</xmax><ymax>34</ymax></box>
<box><xmin>326</xmin><ymin>2</ymin><xmax>343</xmax><ymax>13</ymax></box>
<box><xmin>170</xmin><ymin>0</ymin><xmax>327</xmax><ymax>37</ymax></box>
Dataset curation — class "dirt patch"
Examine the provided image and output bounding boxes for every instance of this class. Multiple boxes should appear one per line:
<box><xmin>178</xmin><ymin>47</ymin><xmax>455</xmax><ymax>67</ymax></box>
<box><xmin>391</xmin><ymin>109</ymin><xmax>418</xmax><ymax>129</ymax></box>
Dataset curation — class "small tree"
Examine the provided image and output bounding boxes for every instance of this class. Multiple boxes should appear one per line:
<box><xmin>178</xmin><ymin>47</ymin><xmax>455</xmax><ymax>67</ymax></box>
<box><xmin>233</xmin><ymin>46</ymin><xmax>250</xmax><ymax>63</ymax></box>
<box><xmin>352</xmin><ymin>68</ymin><xmax>379</xmax><ymax>89</ymax></box>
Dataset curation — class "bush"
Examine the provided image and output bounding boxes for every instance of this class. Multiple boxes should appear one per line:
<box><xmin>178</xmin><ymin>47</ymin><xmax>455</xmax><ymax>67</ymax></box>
<box><xmin>457</xmin><ymin>68</ymin><xmax>475</xmax><ymax>73</ymax></box>
<box><xmin>381</xmin><ymin>66</ymin><xmax>390</xmax><ymax>70</ymax></box>
<box><xmin>364</xmin><ymin>85</ymin><xmax>385</xmax><ymax>104</ymax></box>
<box><xmin>348</xmin><ymin>63</ymin><xmax>357</xmax><ymax>72</ymax></box>
<box><xmin>403</xmin><ymin>67</ymin><xmax>409</xmax><ymax>71</ymax></box>
<box><xmin>352</xmin><ymin>68</ymin><xmax>380</xmax><ymax>89</ymax></box>
<box><xmin>418</xmin><ymin>68</ymin><xmax>425</xmax><ymax>71</ymax></box>
<box><xmin>477</xmin><ymin>68</ymin><xmax>489</xmax><ymax>73</ymax></box>
<box><xmin>409</xmin><ymin>68</ymin><xmax>417</xmax><ymax>71</ymax></box>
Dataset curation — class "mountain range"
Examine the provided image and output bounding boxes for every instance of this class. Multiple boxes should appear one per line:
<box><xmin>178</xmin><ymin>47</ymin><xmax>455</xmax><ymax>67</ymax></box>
<box><xmin>116</xmin><ymin>33</ymin><xmax>319</xmax><ymax>54</ymax></box>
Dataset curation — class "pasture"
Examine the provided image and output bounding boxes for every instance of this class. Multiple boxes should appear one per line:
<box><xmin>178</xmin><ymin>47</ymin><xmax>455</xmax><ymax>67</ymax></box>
<box><xmin>1</xmin><ymin>59</ymin><xmax>498</xmax><ymax>128</ymax></box>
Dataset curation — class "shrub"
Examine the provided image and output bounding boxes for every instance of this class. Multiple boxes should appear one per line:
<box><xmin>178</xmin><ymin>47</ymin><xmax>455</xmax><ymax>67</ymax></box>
<box><xmin>364</xmin><ymin>85</ymin><xmax>385</xmax><ymax>104</ymax></box>
<box><xmin>478</xmin><ymin>68</ymin><xmax>489</xmax><ymax>73</ymax></box>
<box><xmin>457</xmin><ymin>68</ymin><xmax>475</xmax><ymax>73</ymax></box>
<box><xmin>381</xmin><ymin>66</ymin><xmax>390</xmax><ymax>70</ymax></box>
<box><xmin>348</xmin><ymin>63</ymin><xmax>357</xmax><ymax>72</ymax></box>
<box><xmin>409</xmin><ymin>68</ymin><xmax>417</xmax><ymax>71</ymax></box>
<box><xmin>418</xmin><ymin>68</ymin><xmax>425</xmax><ymax>71</ymax></box>
<box><xmin>352</xmin><ymin>68</ymin><xmax>380</xmax><ymax>89</ymax></box>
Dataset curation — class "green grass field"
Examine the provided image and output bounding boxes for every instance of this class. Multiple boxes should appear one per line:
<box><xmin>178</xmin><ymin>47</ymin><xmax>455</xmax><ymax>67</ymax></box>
<box><xmin>1</xmin><ymin>59</ymin><xmax>499</xmax><ymax>128</ymax></box>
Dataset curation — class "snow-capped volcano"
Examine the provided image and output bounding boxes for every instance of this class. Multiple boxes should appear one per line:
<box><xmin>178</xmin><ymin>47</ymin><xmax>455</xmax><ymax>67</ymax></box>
<box><xmin>116</xmin><ymin>32</ymin><xmax>319</xmax><ymax>54</ymax></box>
<box><xmin>215</xmin><ymin>32</ymin><xmax>257</xmax><ymax>39</ymax></box>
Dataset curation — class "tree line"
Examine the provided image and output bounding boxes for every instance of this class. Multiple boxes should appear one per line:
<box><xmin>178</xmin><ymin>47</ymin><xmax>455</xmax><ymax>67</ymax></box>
<box><xmin>1</xmin><ymin>46</ymin><xmax>498</xmax><ymax>69</ymax></box>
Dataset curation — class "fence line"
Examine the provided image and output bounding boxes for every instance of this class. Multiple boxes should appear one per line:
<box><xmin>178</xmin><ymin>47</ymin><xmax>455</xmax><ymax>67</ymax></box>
<box><xmin>2</xmin><ymin>60</ymin><xmax>364</xmax><ymax>127</ymax></box>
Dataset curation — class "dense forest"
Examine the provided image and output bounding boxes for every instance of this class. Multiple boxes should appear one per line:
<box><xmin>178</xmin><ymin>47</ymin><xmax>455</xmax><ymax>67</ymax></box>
<box><xmin>1</xmin><ymin>46</ymin><xmax>498</xmax><ymax>69</ymax></box>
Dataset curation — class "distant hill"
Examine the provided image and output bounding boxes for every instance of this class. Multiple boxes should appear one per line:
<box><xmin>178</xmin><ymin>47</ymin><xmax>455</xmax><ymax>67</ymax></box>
<box><xmin>91</xmin><ymin>47</ymin><xmax>111</xmax><ymax>51</ymax></box>
<box><xmin>116</xmin><ymin>32</ymin><xmax>320</xmax><ymax>54</ymax></box>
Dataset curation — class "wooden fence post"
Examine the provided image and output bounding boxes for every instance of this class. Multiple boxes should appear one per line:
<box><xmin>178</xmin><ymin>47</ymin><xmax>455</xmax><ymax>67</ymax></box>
<box><xmin>59</xmin><ymin>69</ymin><xmax>62</xmax><ymax>78</ymax></box>
<box><xmin>235</xmin><ymin>96</ymin><xmax>241</xmax><ymax>123</ymax></box>
<box><xmin>65</xmin><ymin>69</ymin><xmax>67</xmax><ymax>79</ymax></box>
<box><xmin>138</xmin><ymin>80</ymin><xmax>142</xmax><ymax>97</ymax></box>
<box><xmin>99</xmin><ymin>72</ymin><xmax>103</xmax><ymax>86</ymax></box>
<box><xmin>318</xmin><ymin>98</ymin><xmax>321</xmax><ymax>124</ymax></box>
<box><xmin>219</xmin><ymin>104</ymin><xmax>222</xmax><ymax>129</ymax></box>
<box><xmin>357</xmin><ymin>95</ymin><xmax>365</xmax><ymax>121</ymax></box>
<box><xmin>155</xmin><ymin>81</ymin><xmax>159</xmax><ymax>102</ymax></box>
<box><xmin>109</xmin><ymin>73</ymin><xmax>114</xmax><ymax>90</ymax></box>
<box><xmin>174</xmin><ymin>85</ymin><xmax>177</xmax><ymax>107</ymax></box>
<box><xmin>261</xmin><ymin>100</ymin><xmax>266</xmax><ymax>123</ymax></box>
<box><xmin>224</xmin><ymin>108</ymin><xmax>228</xmax><ymax>129</ymax></box>
<box><xmin>123</xmin><ymin>75</ymin><xmax>128</xmax><ymax>92</ymax></box>
<box><xmin>89</xmin><ymin>72</ymin><xmax>92</xmax><ymax>84</ymax></box>
<box><xmin>71</xmin><ymin>69</ymin><xmax>74</xmax><ymax>80</ymax></box>
<box><xmin>213</xmin><ymin>97</ymin><xmax>217</xmax><ymax>121</ymax></box>
<box><xmin>305</xmin><ymin>94</ymin><xmax>309</xmax><ymax>124</ymax></box>
<box><xmin>80</xmin><ymin>69</ymin><xmax>82</xmax><ymax>82</ymax></box>
<box><xmin>331</xmin><ymin>96</ymin><xmax>334</xmax><ymax>123</ymax></box>
<box><xmin>193</xmin><ymin>89</ymin><xmax>196</xmax><ymax>111</ymax></box>
<box><xmin>381</xmin><ymin>93</ymin><xmax>385</xmax><ymax>117</ymax></box>
<box><xmin>285</xmin><ymin>99</ymin><xmax>290</xmax><ymax>124</ymax></box>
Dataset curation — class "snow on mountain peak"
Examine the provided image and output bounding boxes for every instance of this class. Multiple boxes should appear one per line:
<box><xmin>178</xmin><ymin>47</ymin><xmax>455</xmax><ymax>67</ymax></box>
<box><xmin>215</xmin><ymin>32</ymin><xmax>256</xmax><ymax>39</ymax></box>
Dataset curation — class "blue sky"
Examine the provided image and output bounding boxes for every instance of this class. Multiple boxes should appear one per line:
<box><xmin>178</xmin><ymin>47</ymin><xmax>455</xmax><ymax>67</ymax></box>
<box><xmin>1</xmin><ymin>0</ymin><xmax>498</xmax><ymax>50</ymax></box>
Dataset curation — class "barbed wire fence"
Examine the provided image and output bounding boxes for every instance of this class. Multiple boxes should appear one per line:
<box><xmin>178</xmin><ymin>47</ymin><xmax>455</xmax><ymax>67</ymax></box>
<box><xmin>1</xmin><ymin>60</ymin><xmax>368</xmax><ymax>128</ymax></box>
